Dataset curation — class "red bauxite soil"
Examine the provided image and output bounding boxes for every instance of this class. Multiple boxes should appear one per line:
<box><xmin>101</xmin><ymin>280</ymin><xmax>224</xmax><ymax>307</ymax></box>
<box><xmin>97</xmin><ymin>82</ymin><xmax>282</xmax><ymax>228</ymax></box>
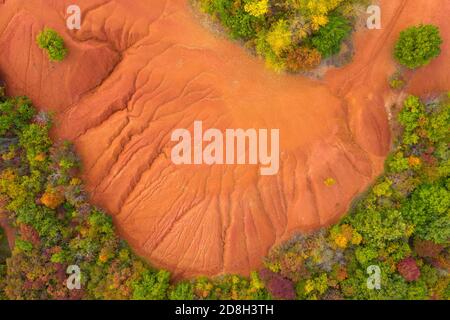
<box><xmin>0</xmin><ymin>0</ymin><xmax>449</xmax><ymax>278</ymax></box>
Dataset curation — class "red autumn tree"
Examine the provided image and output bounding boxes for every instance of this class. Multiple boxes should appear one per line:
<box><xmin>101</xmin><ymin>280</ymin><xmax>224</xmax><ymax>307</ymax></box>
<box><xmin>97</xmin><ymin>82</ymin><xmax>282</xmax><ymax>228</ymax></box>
<box><xmin>414</xmin><ymin>238</ymin><xmax>443</xmax><ymax>258</ymax></box>
<box><xmin>259</xmin><ymin>268</ymin><xmax>296</xmax><ymax>299</ymax></box>
<box><xmin>397</xmin><ymin>257</ymin><xmax>421</xmax><ymax>282</ymax></box>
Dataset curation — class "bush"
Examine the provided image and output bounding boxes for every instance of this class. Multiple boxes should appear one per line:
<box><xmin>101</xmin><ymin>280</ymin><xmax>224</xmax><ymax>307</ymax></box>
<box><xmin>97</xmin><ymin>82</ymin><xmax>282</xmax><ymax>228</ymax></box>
<box><xmin>389</xmin><ymin>71</ymin><xmax>406</xmax><ymax>90</ymax></box>
<box><xmin>36</xmin><ymin>28</ymin><xmax>68</xmax><ymax>62</ymax></box>
<box><xmin>394</xmin><ymin>24</ymin><xmax>442</xmax><ymax>69</ymax></box>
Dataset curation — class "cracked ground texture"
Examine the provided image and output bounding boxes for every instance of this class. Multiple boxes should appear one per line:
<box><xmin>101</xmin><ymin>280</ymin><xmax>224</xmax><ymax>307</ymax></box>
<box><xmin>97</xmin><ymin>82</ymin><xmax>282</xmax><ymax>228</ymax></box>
<box><xmin>0</xmin><ymin>0</ymin><xmax>449</xmax><ymax>278</ymax></box>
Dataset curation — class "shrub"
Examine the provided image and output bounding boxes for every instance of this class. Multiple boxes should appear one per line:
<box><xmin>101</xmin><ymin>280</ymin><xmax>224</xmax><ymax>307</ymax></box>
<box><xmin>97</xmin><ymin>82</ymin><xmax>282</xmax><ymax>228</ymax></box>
<box><xmin>394</xmin><ymin>25</ymin><xmax>442</xmax><ymax>69</ymax></box>
<box><xmin>389</xmin><ymin>71</ymin><xmax>406</xmax><ymax>90</ymax></box>
<box><xmin>36</xmin><ymin>28</ymin><xmax>68</xmax><ymax>62</ymax></box>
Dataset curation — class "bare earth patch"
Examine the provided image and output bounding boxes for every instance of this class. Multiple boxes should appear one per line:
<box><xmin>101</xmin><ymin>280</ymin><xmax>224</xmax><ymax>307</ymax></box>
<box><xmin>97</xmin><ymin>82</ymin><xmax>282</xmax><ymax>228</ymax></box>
<box><xmin>0</xmin><ymin>0</ymin><xmax>449</xmax><ymax>278</ymax></box>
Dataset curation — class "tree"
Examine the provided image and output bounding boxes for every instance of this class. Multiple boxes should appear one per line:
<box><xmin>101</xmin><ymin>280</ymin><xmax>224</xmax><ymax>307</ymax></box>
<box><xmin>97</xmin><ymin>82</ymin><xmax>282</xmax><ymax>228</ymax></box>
<box><xmin>36</xmin><ymin>28</ymin><xmax>68</xmax><ymax>62</ymax></box>
<box><xmin>19</xmin><ymin>123</ymin><xmax>52</xmax><ymax>168</ymax></box>
<box><xmin>413</xmin><ymin>238</ymin><xmax>443</xmax><ymax>258</ymax></box>
<box><xmin>244</xmin><ymin>0</ymin><xmax>269</xmax><ymax>17</ymax></box>
<box><xmin>402</xmin><ymin>181</ymin><xmax>450</xmax><ymax>244</ymax></box>
<box><xmin>259</xmin><ymin>269</ymin><xmax>295</xmax><ymax>299</ymax></box>
<box><xmin>397</xmin><ymin>257</ymin><xmax>420</xmax><ymax>282</ymax></box>
<box><xmin>266</xmin><ymin>20</ymin><xmax>292</xmax><ymax>56</ymax></box>
<box><xmin>310</xmin><ymin>15</ymin><xmax>351</xmax><ymax>58</ymax></box>
<box><xmin>204</xmin><ymin>0</ymin><xmax>259</xmax><ymax>40</ymax></box>
<box><xmin>199</xmin><ymin>0</ymin><xmax>360</xmax><ymax>72</ymax></box>
<box><xmin>286</xmin><ymin>47</ymin><xmax>322</xmax><ymax>72</ymax></box>
<box><xmin>40</xmin><ymin>187</ymin><xmax>65</xmax><ymax>210</ymax></box>
<box><xmin>394</xmin><ymin>24</ymin><xmax>442</xmax><ymax>69</ymax></box>
<box><xmin>168</xmin><ymin>282</ymin><xmax>194</xmax><ymax>300</ymax></box>
<box><xmin>398</xmin><ymin>95</ymin><xmax>426</xmax><ymax>146</ymax></box>
<box><xmin>0</xmin><ymin>97</ymin><xmax>35</xmax><ymax>136</ymax></box>
<box><xmin>132</xmin><ymin>270</ymin><xmax>171</xmax><ymax>300</ymax></box>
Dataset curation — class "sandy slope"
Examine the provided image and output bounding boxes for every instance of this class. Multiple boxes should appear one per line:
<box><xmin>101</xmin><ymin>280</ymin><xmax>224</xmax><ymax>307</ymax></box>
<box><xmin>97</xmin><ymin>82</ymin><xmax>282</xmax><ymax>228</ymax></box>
<box><xmin>0</xmin><ymin>0</ymin><xmax>448</xmax><ymax>278</ymax></box>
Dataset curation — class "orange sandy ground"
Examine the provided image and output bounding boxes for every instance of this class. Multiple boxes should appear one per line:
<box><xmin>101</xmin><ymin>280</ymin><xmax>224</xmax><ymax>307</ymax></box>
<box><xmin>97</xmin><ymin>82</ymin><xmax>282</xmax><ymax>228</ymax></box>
<box><xmin>0</xmin><ymin>0</ymin><xmax>449</xmax><ymax>278</ymax></box>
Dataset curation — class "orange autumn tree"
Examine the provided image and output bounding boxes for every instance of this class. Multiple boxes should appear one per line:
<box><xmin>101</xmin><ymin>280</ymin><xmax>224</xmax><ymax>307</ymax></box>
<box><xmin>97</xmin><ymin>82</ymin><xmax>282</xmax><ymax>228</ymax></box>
<box><xmin>286</xmin><ymin>47</ymin><xmax>322</xmax><ymax>72</ymax></box>
<box><xmin>40</xmin><ymin>187</ymin><xmax>64</xmax><ymax>209</ymax></box>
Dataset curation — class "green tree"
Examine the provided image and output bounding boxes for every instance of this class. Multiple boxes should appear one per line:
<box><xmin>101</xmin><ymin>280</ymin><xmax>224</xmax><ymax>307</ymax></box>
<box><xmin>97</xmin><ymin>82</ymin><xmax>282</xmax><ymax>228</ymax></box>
<box><xmin>132</xmin><ymin>269</ymin><xmax>171</xmax><ymax>300</ymax></box>
<box><xmin>402</xmin><ymin>181</ymin><xmax>450</xmax><ymax>244</ymax></box>
<box><xmin>204</xmin><ymin>0</ymin><xmax>259</xmax><ymax>40</ymax></box>
<box><xmin>310</xmin><ymin>15</ymin><xmax>351</xmax><ymax>58</ymax></box>
<box><xmin>36</xmin><ymin>28</ymin><xmax>68</xmax><ymax>62</ymax></box>
<box><xmin>168</xmin><ymin>282</ymin><xmax>195</xmax><ymax>300</ymax></box>
<box><xmin>394</xmin><ymin>24</ymin><xmax>442</xmax><ymax>69</ymax></box>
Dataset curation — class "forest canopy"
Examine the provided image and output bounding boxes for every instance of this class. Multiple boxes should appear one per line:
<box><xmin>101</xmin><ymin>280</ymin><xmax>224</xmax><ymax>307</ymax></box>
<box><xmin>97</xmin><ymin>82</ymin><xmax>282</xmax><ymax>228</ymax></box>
<box><xmin>197</xmin><ymin>0</ymin><xmax>367</xmax><ymax>72</ymax></box>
